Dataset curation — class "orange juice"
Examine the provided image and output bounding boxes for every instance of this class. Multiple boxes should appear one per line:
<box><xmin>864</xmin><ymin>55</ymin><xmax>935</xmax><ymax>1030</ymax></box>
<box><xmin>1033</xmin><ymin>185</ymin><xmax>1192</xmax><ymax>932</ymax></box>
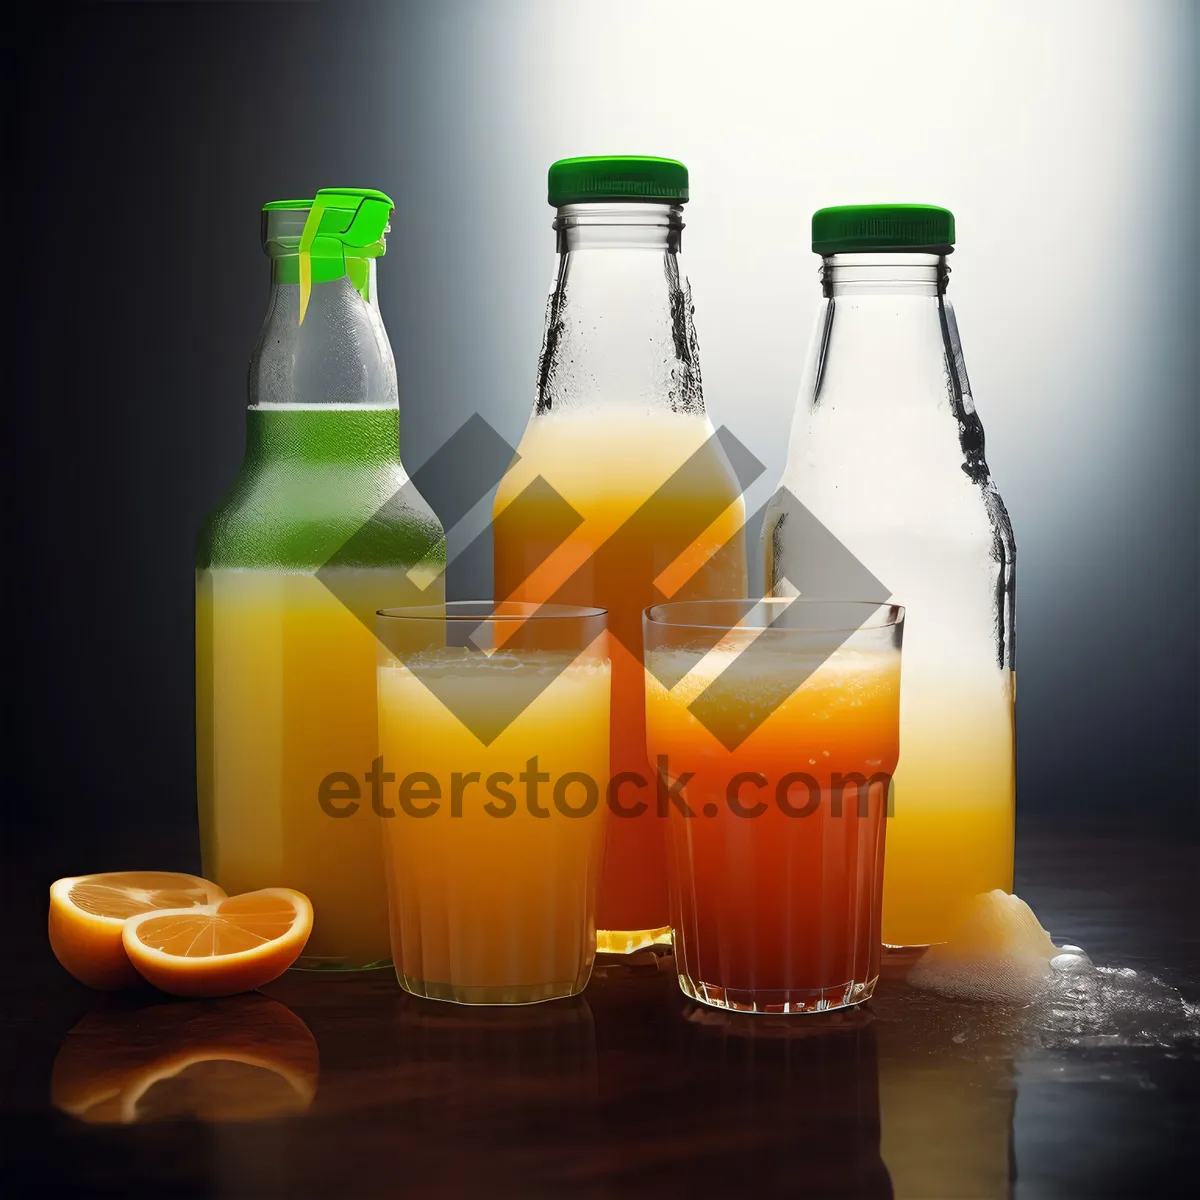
<box><xmin>882</xmin><ymin>664</ymin><xmax>1015</xmax><ymax>945</ymax></box>
<box><xmin>377</xmin><ymin>646</ymin><xmax>610</xmax><ymax>1004</ymax></box>
<box><xmin>197</xmin><ymin>568</ymin><xmax>413</xmax><ymax>970</ymax></box>
<box><xmin>494</xmin><ymin>409</ymin><xmax>746</xmax><ymax>950</ymax></box>
<box><xmin>645</xmin><ymin>637</ymin><xmax>901</xmax><ymax>1012</ymax></box>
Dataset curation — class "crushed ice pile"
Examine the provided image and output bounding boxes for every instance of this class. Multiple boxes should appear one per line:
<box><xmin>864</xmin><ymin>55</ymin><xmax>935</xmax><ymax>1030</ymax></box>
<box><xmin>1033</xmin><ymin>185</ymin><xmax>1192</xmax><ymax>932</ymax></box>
<box><xmin>906</xmin><ymin>890</ymin><xmax>1199</xmax><ymax>1048</ymax></box>
<box><xmin>908</xmin><ymin>890</ymin><xmax>1069</xmax><ymax>1003</ymax></box>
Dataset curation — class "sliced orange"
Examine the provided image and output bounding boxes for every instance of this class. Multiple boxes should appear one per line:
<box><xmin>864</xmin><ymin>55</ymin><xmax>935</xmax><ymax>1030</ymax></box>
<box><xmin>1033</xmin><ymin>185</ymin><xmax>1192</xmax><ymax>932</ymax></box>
<box><xmin>49</xmin><ymin>871</ymin><xmax>228</xmax><ymax>990</ymax></box>
<box><xmin>122</xmin><ymin>888</ymin><xmax>313</xmax><ymax>998</ymax></box>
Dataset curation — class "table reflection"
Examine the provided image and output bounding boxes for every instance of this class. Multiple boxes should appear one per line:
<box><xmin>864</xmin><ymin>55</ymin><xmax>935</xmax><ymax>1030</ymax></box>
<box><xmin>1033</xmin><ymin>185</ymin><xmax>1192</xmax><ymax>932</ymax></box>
<box><xmin>51</xmin><ymin>993</ymin><xmax>319</xmax><ymax>1124</ymax></box>
<box><xmin>678</xmin><ymin>1001</ymin><xmax>894</xmax><ymax>1198</ymax></box>
<box><xmin>873</xmin><ymin>981</ymin><xmax>1016</xmax><ymax>1200</ymax></box>
<box><xmin>389</xmin><ymin>993</ymin><xmax>598</xmax><ymax>1103</ymax></box>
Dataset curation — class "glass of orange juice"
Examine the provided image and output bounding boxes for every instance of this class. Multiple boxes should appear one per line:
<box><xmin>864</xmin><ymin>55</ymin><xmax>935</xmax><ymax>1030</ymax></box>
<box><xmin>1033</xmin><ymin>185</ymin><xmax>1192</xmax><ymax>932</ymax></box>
<box><xmin>643</xmin><ymin>599</ymin><xmax>904</xmax><ymax>1014</ymax></box>
<box><xmin>376</xmin><ymin>602</ymin><xmax>609</xmax><ymax>1005</ymax></box>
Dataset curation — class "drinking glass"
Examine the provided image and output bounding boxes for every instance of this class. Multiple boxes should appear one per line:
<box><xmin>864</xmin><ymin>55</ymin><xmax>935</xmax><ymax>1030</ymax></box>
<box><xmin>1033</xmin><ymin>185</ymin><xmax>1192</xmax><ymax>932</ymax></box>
<box><xmin>643</xmin><ymin>599</ymin><xmax>904</xmax><ymax>1013</ymax></box>
<box><xmin>376</xmin><ymin>602</ymin><xmax>609</xmax><ymax>1004</ymax></box>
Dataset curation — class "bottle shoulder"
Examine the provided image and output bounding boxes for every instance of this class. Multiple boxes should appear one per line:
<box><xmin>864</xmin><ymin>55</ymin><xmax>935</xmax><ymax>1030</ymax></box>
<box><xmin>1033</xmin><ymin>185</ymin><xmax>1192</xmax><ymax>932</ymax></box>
<box><xmin>782</xmin><ymin>288</ymin><xmax>1004</xmax><ymax>505</ymax></box>
<box><xmin>777</xmin><ymin>387</ymin><xmax>1010</xmax><ymax>525</ymax></box>
<box><xmin>197</xmin><ymin>458</ymin><xmax>444</xmax><ymax>570</ymax></box>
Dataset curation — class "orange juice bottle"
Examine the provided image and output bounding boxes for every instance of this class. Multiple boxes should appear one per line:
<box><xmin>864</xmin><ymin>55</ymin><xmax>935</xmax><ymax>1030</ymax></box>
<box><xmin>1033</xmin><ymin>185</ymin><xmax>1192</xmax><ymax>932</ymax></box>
<box><xmin>494</xmin><ymin>158</ymin><xmax>748</xmax><ymax>953</ymax></box>
<box><xmin>763</xmin><ymin>205</ymin><xmax>1016</xmax><ymax>949</ymax></box>
<box><xmin>196</xmin><ymin>190</ymin><xmax>445</xmax><ymax>970</ymax></box>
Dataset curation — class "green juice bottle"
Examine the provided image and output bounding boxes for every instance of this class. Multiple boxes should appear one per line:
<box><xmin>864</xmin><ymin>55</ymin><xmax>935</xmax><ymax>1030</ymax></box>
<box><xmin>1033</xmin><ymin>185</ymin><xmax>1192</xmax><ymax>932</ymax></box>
<box><xmin>196</xmin><ymin>189</ymin><xmax>445</xmax><ymax>970</ymax></box>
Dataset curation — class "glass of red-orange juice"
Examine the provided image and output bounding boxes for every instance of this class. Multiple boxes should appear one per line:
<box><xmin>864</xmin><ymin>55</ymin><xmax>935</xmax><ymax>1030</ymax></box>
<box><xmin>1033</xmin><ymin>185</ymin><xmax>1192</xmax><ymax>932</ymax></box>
<box><xmin>643</xmin><ymin>599</ymin><xmax>904</xmax><ymax>1014</ymax></box>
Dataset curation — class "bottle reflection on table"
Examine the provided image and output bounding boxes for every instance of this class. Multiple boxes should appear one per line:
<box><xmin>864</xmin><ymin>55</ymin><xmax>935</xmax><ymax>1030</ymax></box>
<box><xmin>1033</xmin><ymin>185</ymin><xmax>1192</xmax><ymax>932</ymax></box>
<box><xmin>874</xmin><ymin>982</ymin><xmax>1016</xmax><ymax>1200</ymax></box>
<box><xmin>50</xmin><ymin>993</ymin><xmax>319</xmax><ymax>1125</ymax></box>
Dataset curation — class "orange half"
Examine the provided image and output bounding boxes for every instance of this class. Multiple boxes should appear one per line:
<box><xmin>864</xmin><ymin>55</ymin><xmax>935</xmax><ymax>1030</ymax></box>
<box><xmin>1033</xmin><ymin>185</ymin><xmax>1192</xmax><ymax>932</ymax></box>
<box><xmin>49</xmin><ymin>872</ymin><xmax>228</xmax><ymax>990</ymax></box>
<box><xmin>122</xmin><ymin>889</ymin><xmax>313</xmax><ymax>998</ymax></box>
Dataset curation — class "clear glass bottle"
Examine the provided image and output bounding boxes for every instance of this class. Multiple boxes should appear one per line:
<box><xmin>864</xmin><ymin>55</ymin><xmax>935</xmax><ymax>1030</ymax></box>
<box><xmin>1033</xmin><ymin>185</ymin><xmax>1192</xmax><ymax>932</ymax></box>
<box><xmin>762</xmin><ymin>205</ymin><xmax>1016</xmax><ymax>950</ymax></box>
<box><xmin>493</xmin><ymin>157</ymin><xmax>748</xmax><ymax>953</ymax></box>
<box><xmin>196</xmin><ymin>188</ymin><xmax>445</xmax><ymax>970</ymax></box>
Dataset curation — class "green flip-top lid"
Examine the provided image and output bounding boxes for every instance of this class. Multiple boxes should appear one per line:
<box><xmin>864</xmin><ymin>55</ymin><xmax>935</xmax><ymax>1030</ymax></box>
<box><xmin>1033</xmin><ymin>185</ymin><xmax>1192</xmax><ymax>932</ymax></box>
<box><xmin>301</xmin><ymin>188</ymin><xmax>393</xmax><ymax>259</ymax></box>
<box><xmin>298</xmin><ymin>188</ymin><xmax>393</xmax><ymax>322</ymax></box>
<box><xmin>260</xmin><ymin>188</ymin><xmax>395</xmax><ymax>322</ymax></box>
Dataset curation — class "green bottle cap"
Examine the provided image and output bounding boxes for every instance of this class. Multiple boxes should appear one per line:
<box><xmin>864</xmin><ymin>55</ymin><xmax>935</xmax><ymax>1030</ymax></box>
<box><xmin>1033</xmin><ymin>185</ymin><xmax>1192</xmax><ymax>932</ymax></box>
<box><xmin>295</xmin><ymin>187</ymin><xmax>394</xmax><ymax>323</ymax></box>
<box><xmin>812</xmin><ymin>204</ymin><xmax>955</xmax><ymax>255</ymax></box>
<box><xmin>547</xmin><ymin>156</ymin><xmax>688</xmax><ymax>207</ymax></box>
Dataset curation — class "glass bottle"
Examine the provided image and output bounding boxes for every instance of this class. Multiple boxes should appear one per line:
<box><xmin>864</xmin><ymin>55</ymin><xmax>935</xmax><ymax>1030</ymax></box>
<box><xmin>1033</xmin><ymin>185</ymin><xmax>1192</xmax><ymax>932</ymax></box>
<box><xmin>196</xmin><ymin>188</ymin><xmax>445</xmax><ymax>970</ymax></box>
<box><xmin>762</xmin><ymin>204</ymin><xmax>1016</xmax><ymax>950</ymax></box>
<box><xmin>493</xmin><ymin>157</ymin><xmax>748</xmax><ymax>953</ymax></box>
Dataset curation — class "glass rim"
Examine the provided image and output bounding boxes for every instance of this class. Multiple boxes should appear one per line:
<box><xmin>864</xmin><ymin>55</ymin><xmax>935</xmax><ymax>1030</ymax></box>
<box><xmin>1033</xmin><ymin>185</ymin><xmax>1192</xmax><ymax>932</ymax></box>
<box><xmin>644</xmin><ymin>598</ymin><xmax>904</xmax><ymax>635</ymax></box>
<box><xmin>376</xmin><ymin>600</ymin><xmax>607</xmax><ymax>623</ymax></box>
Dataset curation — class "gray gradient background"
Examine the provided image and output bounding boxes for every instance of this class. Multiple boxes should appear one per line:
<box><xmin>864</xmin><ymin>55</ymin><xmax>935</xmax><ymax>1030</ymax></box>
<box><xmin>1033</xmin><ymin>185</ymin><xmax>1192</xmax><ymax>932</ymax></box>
<box><xmin>11</xmin><ymin>0</ymin><xmax>1197</xmax><ymax>840</ymax></box>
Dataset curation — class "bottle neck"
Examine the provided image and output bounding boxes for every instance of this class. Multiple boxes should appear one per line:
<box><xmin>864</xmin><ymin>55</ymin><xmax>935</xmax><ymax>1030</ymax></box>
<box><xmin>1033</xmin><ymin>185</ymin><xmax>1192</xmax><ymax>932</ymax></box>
<box><xmin>534</xmin><ymin>203</ymin><xmax>703</xmax><ymax>416</ymax></box>
<box><xmin>805</xmin><ymin>251</ymin><xmax>988</xmax><ymax>482</ymax></box>
<box><xmin>821</xmin><ymin>252</ymin><xmax>949</xmax><ymax>297</ymax></box>
<box><xmin>810</xmin><ymin>251</ymin><xmax>959</xmax><ymax>410</ymax></box>
<box><xmin>249</xmin><ymin>261</ymin><xmax>398</xmax><ymax>410</ymax></box>
<box><xmin>554</xmin><ymin>201</ymin><xmax>683</xmax><ymax>253</ymax></box>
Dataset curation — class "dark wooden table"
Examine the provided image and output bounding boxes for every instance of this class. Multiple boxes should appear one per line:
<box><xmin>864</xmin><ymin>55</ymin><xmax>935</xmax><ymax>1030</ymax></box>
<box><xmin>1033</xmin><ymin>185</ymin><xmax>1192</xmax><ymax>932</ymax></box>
<box><xmin>4</xmin><ymin>831</ymin><xmax>1197</xmax><ymax>1198</ymax></box>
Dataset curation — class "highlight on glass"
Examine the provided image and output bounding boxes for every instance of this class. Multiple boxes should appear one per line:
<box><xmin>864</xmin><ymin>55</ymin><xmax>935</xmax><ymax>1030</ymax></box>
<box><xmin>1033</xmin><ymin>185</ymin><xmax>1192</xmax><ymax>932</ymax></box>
<box><xmin>375</xmin><ymin>601</ymin><xmax>610</xmax><ymax>1005</ymax></box>
<box><xmin>643</xmin><ymin>598</ymin><xmax>904</xmax><ymax>1014</ymax></box>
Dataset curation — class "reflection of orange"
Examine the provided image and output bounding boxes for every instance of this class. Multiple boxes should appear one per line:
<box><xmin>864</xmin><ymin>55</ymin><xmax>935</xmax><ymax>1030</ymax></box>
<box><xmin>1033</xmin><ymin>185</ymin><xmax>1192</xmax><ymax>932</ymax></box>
<box><xmin>51</xmin><ymin>994</ymin><xmax>319</xmax><ymax>1124</ymax></box>
<box><xmin>122</xmin><ymin>888</ymin><xmax>313</xmax><ymax>997</ymax></box>
<box><xmin>49</xmin><ymin>872</ymin><xmax>228</xmax><ymax>990</ymax></box>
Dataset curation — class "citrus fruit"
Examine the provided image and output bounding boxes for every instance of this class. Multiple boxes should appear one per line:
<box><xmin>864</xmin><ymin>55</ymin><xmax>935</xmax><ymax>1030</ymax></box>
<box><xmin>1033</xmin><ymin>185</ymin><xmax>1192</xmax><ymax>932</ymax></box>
<box><xmin>51</xmin><ymin>994</ymin><xmax>319</xmax><ymax>1124</ymax></box>
<box><xmin>121</xmin><ymin>888</ymin><xmax>313</xmax><ymax>998</ymax></box>
<box><xmin>49</xmin><ymin>871</ymin><xmax>228</xmax><ymax>990</ymax></box>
